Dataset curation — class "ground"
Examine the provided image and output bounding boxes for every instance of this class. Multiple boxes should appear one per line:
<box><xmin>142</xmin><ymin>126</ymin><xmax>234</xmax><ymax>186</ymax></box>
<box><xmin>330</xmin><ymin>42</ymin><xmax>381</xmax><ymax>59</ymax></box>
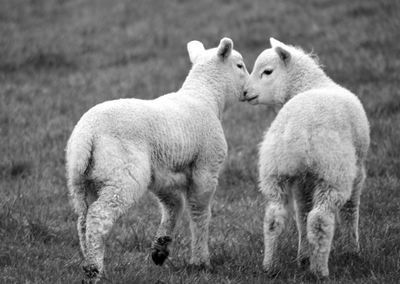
<box><xmin>1</xmin><ymin>0</ymin><xmax>399</xmax><ymax>283</ymax></box>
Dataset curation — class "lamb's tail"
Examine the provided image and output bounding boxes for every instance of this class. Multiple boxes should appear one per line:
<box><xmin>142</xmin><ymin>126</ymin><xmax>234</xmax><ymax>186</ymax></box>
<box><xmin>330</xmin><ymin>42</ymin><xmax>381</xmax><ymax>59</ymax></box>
<box><xmin>66</xmin><ymin>124</ymin><xmax>94</xmax><ymax>215</ymax></box>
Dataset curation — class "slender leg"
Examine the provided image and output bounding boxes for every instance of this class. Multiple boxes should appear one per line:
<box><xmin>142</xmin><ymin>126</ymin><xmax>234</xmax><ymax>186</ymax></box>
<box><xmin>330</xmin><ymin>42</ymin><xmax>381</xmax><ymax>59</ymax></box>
<box><xmin>294</xmin><ymin>184</ymin><xmax>313</xmax><ymax>267</ymax></box>
<box><xmin>83</xmin><ymin>165</ymin><xmax>148</xmax><ymax>283</ymax></box>
<box><xmin>77</xmin><ymin>188</ymin><xmax>98</xmax><ymax>259</ymax></box>
<box><xmin>75</xmin><ymin>139</ymin><xmax>151</xmax><ymax>283</ymax></box>
<box><xmin>307</xmin><ymin>182</ymin><xmax>347</xmax><ymax>278</ymax></box>
<box><xmin>185</xmin><ymin>169</ymin><xmax>218</xmax><ymax>266</ymax></box>
<box><xmin>151</xmin><ymin>190</ymin><xmax>185</xmax><ymax>265</ymax></box>
<box><xmin>340</xmin><ymin>165</ymin><xmax>365</xmax><ymax>253</ymax></box>
<box><xmin>83</xmin><ymin>186</ymin><xmax>139</xmax><ymax>281</ymax></box>
<box><xmin>77</xmin><ymin>210</ymin><xmax>88</xmax><ymax>258</ymax></box>
<box><xmin>263</xmin><ymin>199</ymin><xmax>289</xmax><ymax>273</ymax></box>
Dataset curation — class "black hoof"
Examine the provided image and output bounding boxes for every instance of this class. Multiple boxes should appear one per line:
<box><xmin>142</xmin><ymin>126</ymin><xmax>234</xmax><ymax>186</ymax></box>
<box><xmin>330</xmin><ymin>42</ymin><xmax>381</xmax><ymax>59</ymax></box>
<box><xmin>151</xmin><ymin>236</ymin><xmax>172</xmax><ymax>266</ymax></box>
<box><xmin>82</xmin><ymin>263</ymin><xmax>99</xmax><ymax>279</ymax></box>
<box><xmin>151</xmin><ymin>248</ymin><xmax>169</xmax><ymax>265</ymax></box>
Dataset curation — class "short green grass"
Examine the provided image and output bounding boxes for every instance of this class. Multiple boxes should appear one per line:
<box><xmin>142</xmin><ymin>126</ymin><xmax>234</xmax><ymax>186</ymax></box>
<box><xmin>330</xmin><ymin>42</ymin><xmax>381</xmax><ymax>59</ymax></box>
<box><xmin>1</xmin><ymin>0</ymin><xmax>400</xmax><ymax>283</ymax></box>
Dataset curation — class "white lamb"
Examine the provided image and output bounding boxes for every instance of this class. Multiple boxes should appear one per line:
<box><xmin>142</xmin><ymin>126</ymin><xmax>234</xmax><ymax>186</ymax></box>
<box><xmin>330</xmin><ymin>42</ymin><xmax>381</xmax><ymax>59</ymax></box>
<box><xmin>66</xmin><ymin>37</ymin><xmax>249</xmax><ymax>282</ymax></box>
<box><xmin>241</xmin><ymin>38</ymin><xmax>370</xmax><ymax>278</ymax></box>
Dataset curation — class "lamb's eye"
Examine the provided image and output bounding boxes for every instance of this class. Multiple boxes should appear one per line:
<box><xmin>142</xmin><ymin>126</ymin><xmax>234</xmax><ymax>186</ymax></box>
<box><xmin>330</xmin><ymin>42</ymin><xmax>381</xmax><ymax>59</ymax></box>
<box><xmin>262</xmin><ymin>69</ymin><xmax>273</xmax><ymax>77</ymax></box>
<box><xmin>237</xmin><ymin>63</ymin><xmax>244</xmax><ymax>69</ymax></box>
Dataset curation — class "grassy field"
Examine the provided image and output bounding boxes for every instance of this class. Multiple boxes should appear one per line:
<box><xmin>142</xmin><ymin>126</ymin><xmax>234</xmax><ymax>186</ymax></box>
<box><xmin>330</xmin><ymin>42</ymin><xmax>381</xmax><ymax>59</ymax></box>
<box><xmin>1</xmin><ymin>0</ymin><xmax>400</xmax><ymax>283</ymax></box>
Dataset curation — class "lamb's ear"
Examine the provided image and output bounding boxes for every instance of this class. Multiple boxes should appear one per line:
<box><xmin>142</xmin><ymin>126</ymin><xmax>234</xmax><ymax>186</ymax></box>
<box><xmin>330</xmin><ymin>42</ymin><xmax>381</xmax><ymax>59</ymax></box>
<box><xmin>187</xmin><ymin>40</ymin><xmax>205</xmax><ymax>64</ymax></box>
<box><xmin>217</xmin><ymin>37</ymin><xmax>233</xmax><ymax>60</ymax></box>
<box><xmin>269</xmin><ymin>37</ymin><xmax>286</xmax><ymax>48</ymax></box>
<box><xmin>270</xmin><ymin>37</ymin><xmax>291</xmax><ymax>65</ymax></box>
<box><xmin>275</xmin><ymin>46</ymin><xmax>291</xmax><ymax>65</ymax></box>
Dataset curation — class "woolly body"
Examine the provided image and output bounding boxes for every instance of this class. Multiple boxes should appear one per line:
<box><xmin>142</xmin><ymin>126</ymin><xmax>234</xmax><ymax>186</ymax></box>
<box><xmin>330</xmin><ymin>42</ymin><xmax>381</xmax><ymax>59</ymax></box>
<box><xmin>68</xmin><ymin>93</ymin><xmax>226</xmax><ymax>198</ymax></box>
<box><xmin>243</xmin><ymin>38</ymin><xmax>369</xmax><ymax>278</ymax></box>
<box><xmin>260</xmin><ymin>88</ymin><xmax>369</xmax><ymax>192</ymax></box>
<box><xmin>66</xmin><ymin>38</ymin><xmax>248</xmax><ymax>282</ymax></box>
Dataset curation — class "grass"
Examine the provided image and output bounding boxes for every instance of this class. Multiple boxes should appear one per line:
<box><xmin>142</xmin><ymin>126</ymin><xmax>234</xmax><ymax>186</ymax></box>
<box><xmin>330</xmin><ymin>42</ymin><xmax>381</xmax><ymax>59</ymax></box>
<box><xmin>1</xmin><ymin>0</ymin><xmax>399</xmax><ymax>283</ymax></box>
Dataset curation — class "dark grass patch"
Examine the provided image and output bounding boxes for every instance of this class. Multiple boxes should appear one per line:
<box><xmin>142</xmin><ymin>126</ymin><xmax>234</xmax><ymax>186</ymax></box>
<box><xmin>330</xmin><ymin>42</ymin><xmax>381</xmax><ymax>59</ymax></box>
<box><xmin>7</xmin><ymin>161</ymin><xmax>32</xmax><ymax>178</ymax></box>
<box><xmin>105</xmin><ymin>49</ymin><xmax>159</xmax><ymax>68</ymax></box>
<box><xmin>23</xmin><ymin>219</ymin><xmax>59</xmax><ymax>244</ymax></box>
<box><xmin>345</xmin><ymin>2</ymin><xmax>377</xmax><ymax>18</ymax></box>
<box><xmin>370</xmin><ymin>100</ymin><xmax>400</xmax><ymax>118</ymax></box>
<box><xmin>0</xmin><ymin>51</ymin><xmax>76</xmax><ymax>73</ymax></box>
<box><xmin>0</xmin><ymin>207</ymin><xmax>64</xmax><ymax>246</ymax></box>
<box><xmin>0</xmin><ymin>254</ymin><xmax>12</xmax><ymax>268</ymax></box>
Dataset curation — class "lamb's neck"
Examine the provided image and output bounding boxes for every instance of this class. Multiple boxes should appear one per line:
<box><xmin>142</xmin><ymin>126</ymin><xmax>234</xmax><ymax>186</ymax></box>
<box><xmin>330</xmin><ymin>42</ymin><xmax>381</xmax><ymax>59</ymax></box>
<box><xmin>284</xmin><ymin>67</ymin><xmax>335</xmax><ymax>104</ymax></box>
<box><xmin>180</xmin><ymin>71</ymin><xmax>227</xmax><ymax>119</ymax></box>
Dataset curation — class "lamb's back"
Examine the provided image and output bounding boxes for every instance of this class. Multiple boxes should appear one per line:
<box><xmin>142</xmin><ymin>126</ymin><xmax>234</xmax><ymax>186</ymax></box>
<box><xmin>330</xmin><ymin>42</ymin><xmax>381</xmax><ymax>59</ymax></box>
<box><xmin>73</xmin><ymin>94</ymin><xmax>224</xmax><ymax>169</ymax></box>
<box><xmin>260</xmin><ymin>87</ymin><xmax>369</xmax><ymax>179</ymax></box>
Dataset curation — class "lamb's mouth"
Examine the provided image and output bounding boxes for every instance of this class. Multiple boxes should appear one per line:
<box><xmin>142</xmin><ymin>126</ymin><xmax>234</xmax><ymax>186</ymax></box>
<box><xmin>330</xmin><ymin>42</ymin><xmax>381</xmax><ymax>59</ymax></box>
<box><xmin>246</xmin><ymin>95</ymin><xmax>259</xmax><ymax>104</ymax></box>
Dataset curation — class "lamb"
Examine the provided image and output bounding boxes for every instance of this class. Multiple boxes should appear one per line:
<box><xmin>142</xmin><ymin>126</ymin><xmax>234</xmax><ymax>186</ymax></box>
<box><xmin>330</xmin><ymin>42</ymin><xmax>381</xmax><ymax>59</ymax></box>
<box><xmin>66</xmin><ymin>37</ymin><xmax>249</xmax><ymax>282</ymax></box>
<box><xmin>240</xmin><ymin>38</ymin><xmax>370</xmax><ymax>278</ymax></box>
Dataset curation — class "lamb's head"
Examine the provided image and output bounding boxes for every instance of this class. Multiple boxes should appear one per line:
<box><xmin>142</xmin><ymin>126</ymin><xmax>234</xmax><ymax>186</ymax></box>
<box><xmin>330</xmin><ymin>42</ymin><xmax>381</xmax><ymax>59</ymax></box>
<box><xmin>185</xmin><ymin>37</ymin><xmax>249</xmax><ymax>102</ymax></box>
<box><xmin>241</xmin><ymin>38</ymin><xmax>315</xmax><ymax>106</ymax></box>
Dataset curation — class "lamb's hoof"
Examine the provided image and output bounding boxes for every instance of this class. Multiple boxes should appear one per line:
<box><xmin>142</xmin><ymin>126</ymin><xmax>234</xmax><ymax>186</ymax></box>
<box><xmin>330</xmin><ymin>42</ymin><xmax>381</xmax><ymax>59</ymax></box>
<box><xmin>83</xmin><ymin>263</ymin><xmax>99</xmax><ymax>278</ymax></box>
<box><xmin>82</xmin><ymin>263</ymin><xmax>100</xmax><ymax>283</ymax></box>
<box><xmin>151</xmin><ymin>236</ymin><xmax>172</xmax><ymax>266</ymax></box>
<box><xmin>151</xmin><ymin>248</ymin><xmax>170</xmax><ymax>265</ymax></box>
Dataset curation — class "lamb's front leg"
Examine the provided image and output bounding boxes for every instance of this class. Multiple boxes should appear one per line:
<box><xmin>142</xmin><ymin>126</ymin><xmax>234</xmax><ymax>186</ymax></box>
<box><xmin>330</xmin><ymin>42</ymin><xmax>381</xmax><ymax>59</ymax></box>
<box><xmin>151</xmin><ymin>190</ymin><xmax>184</xmax><ymax>265</ymax></box>
<box><xmin>186</xmin><ymin>170</ymin><xmax>218</xmax><ymax>267</ymax></box>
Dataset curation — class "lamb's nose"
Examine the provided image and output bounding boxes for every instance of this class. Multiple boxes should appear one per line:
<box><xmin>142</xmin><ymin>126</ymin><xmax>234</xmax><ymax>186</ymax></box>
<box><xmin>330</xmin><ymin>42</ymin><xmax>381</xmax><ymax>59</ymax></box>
<box><xmin>240</xmin><ymin>90</ymin><xmax>248</xmax><ymax>101</ymax></box>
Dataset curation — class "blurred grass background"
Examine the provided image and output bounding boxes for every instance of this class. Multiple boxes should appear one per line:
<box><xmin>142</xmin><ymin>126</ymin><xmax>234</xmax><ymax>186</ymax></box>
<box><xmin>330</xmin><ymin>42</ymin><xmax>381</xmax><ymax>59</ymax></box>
<box><xmin>1</xmin><ymin>0</ymin><xmax>399</xmax><ymax>283</ymax></box>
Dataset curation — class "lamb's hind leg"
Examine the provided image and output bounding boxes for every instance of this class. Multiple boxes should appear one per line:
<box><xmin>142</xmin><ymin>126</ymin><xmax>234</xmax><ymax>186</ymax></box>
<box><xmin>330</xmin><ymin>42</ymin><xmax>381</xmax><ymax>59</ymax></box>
<box><xmin>77</xmin><ymin>186</ymin><xmax>98</xmax><ymax>259</ymax></box>
<box><xmin>262</xmin><ymin>181</ymin><xmax>290</xmax><ymax>274</ymax></box>
<box><xmin>77</xmin><ymin>210</ymin><xmax>88</xmax><ymax>258</ymax></box>
<box><xmin>186</xmin><ymin>169</ymin><xmax>218</xmax><ymax>267</ymax></box>
<box><xmin>340</xmin><ymin>164</ymin><xmax>365</xmax><ymax>253</ymax></box>
<box><xmin>293</xmin><ymin>179</ymin><xmax>313</xmax><ymax>268</ymax></box>
<box><xmin>83</xmin><ymin>184</ymin><xmax>142</xmax><ymax>282</ymax></box>
<box><xmin>83</xmin><ymin>165</ymin><xmax>150</xmax><ymax>281</ymax></box>
<box><xmin>307</xmin><ymin>181</ymin><xmax>347</xmax><ymax>278</ymax></box>
<box><xmin>151</xmin><ymin>189</ymin><xmax>185</xmax><ymax>265</ymax></box>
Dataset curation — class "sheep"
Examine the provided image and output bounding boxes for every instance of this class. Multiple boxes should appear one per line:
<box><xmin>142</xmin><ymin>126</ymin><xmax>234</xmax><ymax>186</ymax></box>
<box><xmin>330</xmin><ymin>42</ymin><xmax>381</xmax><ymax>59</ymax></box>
<box><xmin>240</xmin><ymin>38</ymin><xmax>370</xmax><ymax>278</ymax></box>
<box><xmin>66</xmin><ymin>37</ymin><xmax>249</xmax><ymax>282</ymax></box>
